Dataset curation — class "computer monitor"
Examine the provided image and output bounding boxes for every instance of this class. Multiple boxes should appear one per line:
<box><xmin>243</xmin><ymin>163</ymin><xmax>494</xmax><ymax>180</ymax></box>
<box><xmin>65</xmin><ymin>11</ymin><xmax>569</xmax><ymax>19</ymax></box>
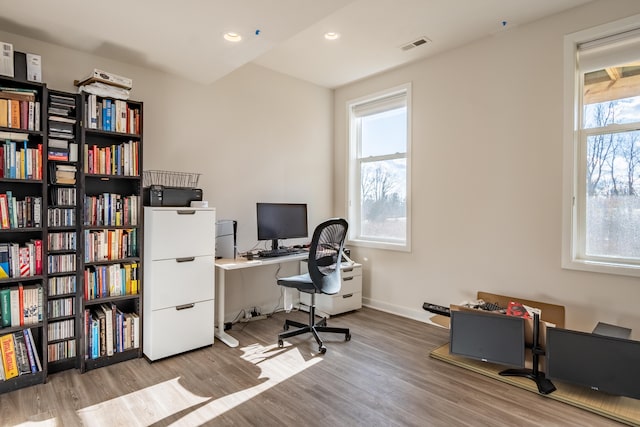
<box><xmin>546</xmin><ymin>327</ymin><xmax>640</xmax><ymax>399</ymax></box>
<box><xmin>450</xmin><ymin>310</ymin><xmax>526</xmax><ymax>368</ymax></box>
<box><xmin>256</xmin><ymin>203</ymin><xmax>308</xmax><ymax>250</ymax></box>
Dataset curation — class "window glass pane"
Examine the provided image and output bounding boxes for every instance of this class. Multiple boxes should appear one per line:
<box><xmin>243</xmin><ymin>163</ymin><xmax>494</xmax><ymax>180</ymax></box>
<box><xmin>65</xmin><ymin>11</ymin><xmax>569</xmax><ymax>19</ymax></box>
<box><xmin>359</xmin><ymin>158</ymin><xmax>406</xmax><ymax>241</ymax></box>
<box><xmin>585</xmin><ymin>130</ymin><xmax>640</xmax><ymax>260</ymax></box>
<box><xmin>361</xmin><ymin>107</ymin><xmax>407</xmax><ymax>157</ymax></box>
<box><xmin>583</xmin><ymin>96</ymin><xmax>640</xmax><ymax>128</ymax></box>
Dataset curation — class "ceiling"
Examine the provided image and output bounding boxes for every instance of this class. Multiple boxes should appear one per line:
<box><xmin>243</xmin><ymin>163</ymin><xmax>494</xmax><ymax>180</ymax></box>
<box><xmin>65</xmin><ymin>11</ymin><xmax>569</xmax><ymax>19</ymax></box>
<box><xmin>1</xmin><ymin>0</ymin><xmax>593</xmax><ymax>89</ymax></box>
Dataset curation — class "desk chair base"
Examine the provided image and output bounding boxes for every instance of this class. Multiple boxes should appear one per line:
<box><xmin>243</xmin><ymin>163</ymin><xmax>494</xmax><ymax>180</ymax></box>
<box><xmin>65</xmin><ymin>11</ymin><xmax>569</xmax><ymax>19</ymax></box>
<box><xmin>277</xmin><ymin>297</ymin><xmax>350</xmax><ymax>354</ymax></box>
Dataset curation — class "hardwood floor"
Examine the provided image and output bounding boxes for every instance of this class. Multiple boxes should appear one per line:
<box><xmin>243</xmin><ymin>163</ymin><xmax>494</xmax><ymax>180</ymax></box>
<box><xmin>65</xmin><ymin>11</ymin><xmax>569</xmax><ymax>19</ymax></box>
<box><xmin>0</xmin><ymin>307</ymin><xmax>625</xmax><ymax>426</ymax></box>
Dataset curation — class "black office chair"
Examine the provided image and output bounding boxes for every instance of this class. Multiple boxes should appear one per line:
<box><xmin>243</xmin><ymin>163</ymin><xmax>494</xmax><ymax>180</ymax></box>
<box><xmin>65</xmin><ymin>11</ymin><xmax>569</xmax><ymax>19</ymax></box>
<box><xmin>277</xmin><ymin>218</ymin><xmax>351</xmax><ymax>354</ymax></box>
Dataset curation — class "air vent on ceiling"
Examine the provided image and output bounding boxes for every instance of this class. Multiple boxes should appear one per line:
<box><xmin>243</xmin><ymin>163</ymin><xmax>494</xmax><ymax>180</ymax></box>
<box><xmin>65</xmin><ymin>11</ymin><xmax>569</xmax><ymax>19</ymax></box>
<box><xmin>401</xmin><ymin>37</ymin><xmax>431</xmax><ymax>51</ymax></box>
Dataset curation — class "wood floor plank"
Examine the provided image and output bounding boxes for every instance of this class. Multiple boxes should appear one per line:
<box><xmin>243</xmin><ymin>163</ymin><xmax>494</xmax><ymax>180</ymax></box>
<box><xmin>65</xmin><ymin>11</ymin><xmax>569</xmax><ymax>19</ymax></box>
<box><xmin>0</xmin><ymin>307</ymin><xmax>626</xmax><ymax>426</ymax></box>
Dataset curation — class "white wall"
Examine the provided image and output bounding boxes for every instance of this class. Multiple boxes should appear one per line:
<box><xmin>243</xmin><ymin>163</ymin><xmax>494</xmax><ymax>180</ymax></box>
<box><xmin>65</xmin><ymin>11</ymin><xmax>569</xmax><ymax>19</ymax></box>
<box><xmin>0</xmin><ymin>30</ymin><xmax>334</xmax><ymax>322</ymax></box>
<box><xmin>333</xmin><ymin>0</ymin><xmax>640</xmax><ymax>338</ymax></box>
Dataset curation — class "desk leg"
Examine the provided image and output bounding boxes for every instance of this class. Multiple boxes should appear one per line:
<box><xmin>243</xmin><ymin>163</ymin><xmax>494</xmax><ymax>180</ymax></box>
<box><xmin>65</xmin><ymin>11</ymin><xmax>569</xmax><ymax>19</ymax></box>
<box><xmin>214</xmin><ymin>267</ymin><xmax>239</xmax><ymax>347</ymax></box>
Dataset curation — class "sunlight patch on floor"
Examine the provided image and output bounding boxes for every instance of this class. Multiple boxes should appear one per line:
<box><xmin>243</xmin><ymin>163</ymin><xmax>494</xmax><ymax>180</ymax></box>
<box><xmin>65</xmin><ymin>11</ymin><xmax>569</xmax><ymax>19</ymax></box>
<box><xmin>76</xmin><ymin>377</ymin><xmax>209</xmax><ymax>427</ymax></box>
<box><xmin>168</xmin><ymin>343</ymin><xmax>321</xmax><ymax>426</ymax></box>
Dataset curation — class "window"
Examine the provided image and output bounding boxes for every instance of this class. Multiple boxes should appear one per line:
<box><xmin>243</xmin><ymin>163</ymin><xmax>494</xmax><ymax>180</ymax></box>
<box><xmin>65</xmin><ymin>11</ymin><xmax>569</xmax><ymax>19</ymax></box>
<box><xmin>563</xmin><ymin>16</ymin><xmax>640</xmax><ymax>276</ymax></box>
<box><xmin>347</xmin><ymin>83</ymin><xmax>411</xmax><ymax>251</ymax></box>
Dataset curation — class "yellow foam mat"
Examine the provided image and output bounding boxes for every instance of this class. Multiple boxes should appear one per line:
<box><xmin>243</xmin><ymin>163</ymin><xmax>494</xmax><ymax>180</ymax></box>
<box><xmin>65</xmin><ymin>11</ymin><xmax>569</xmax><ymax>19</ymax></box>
<box><xmin>430</xmin><ymin>343</ymin><xmax>640</xmax><ymax>426</ymax></box>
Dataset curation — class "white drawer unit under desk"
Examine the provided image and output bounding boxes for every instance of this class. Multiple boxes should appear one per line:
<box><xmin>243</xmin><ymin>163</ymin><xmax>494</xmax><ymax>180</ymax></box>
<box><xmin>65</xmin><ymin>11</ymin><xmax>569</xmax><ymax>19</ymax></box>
<box><xmin>299</xmin><ymin>261</ymin><xmax>362</xmax><ymax>316</ymax></box>
<box><xmin>143</xmin><ymin>207</ymin><xmax>216</xmax><ymax>361</ymax></box>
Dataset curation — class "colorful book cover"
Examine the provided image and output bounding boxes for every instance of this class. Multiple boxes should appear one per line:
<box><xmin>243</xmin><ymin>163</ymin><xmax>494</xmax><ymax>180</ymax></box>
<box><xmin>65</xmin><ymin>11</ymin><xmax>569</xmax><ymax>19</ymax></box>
<box><xmin>0</xmin><ymin>333</ymin><xmax>18</xmax><ymax>379</ymax></box>
<box><xmin>506</xmin><ymin>301</ymin><xmax>530</xmax><ymax>319</ymax></box>
<box><xmin>0</xmin><ymin>243</ymin><xmax>9</xmax><ymax>278</ymax></box>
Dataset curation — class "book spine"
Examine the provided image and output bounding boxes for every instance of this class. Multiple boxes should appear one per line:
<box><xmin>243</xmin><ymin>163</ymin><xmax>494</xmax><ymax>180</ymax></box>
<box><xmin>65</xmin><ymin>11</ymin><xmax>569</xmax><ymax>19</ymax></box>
<box><xmin>0</xmin><ymin>287</ymin><xmax>10</xmax><ymax>326</ymax></box>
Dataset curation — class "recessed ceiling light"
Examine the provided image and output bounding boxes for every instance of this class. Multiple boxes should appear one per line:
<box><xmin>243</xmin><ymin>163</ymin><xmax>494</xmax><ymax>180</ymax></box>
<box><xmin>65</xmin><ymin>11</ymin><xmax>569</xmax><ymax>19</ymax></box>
<box><xmin>224</xmin><ymin>32</ymin><xmax>242</xmax><ymax>42</ymax></box>
<box><xmin>324</xmin><ymin>32</ymin><xmax>340</xmax><ymax>41</ymax></box>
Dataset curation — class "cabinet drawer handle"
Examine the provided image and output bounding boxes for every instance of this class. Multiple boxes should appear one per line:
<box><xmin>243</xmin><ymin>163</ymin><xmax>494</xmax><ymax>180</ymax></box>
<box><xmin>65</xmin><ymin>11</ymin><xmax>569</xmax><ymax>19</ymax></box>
<box><xmin>176</xmin><ymin>257</ymin><xmax>196</xmax><ymax>263</ymax></box>
<box><xmin>342</xmin><ymin>293</ymin><xmax>354</xmax><ymax>299</ymax></box>
<box><xmin>343</xmin><ymin>277</ymin><xmax>354</xmax><ymax>281</ymax></box>
<box><xmin>177</xmin><ymin>210</ymin><xmax>196</xmax><ymax>215</ymax></box>
<box><xmin>343</xmin><ymin>267</ymin><xmax>353</xmax><ymax>272</ymax></box>
<box><xmin>176</xmin><ymin>303</ymin><xmax>195</xmax><ymax>310</ymax></box>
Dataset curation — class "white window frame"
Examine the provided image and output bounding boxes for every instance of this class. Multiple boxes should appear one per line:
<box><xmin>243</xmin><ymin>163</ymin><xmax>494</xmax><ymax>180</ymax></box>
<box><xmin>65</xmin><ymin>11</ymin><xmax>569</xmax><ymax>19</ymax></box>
<box><xmin>562</xmin><ymin>14</ymin><xmax>640</xmax><ymax>277</ymax></box>
<box><xmin>346</xmin><ymin>83</ymin><xmax>412</xmax><ymax>251</ymax></box>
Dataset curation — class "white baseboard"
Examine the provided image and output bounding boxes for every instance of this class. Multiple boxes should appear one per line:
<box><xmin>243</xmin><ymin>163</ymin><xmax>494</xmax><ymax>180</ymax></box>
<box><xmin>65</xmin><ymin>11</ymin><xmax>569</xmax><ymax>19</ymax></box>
<box><xmin>362</xmin><ymin>297</ymin><xmax>438</xmax><ymax>325</ymax></box>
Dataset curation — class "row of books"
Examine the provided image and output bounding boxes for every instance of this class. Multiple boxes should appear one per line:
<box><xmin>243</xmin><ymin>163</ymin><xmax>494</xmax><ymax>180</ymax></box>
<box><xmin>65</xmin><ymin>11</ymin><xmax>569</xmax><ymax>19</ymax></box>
<box><xmin>47</xmin><ymin>207</ymin><xmax>75</xmax><ymax>228</ymax></box>
<box><xmin>84</xmin><ymin>228</ymin><xmax>138</xmax><ymax>262</ymax></box>
<box><xmin>0</xmin><ymin>139</ymin><xmax>43</xmax><ymax>180</ymax></box>
<box><xmin>84</xmin><ymin>263</ymin><xmax>139</xmax><ymax>301</ymax></box>
<box><xmin>0</xmin><ymin>329</ymin><xmax>42</xmax><ymax>381</ymax></box>
<box><xmin>47</xmin><ymin>297</ymin><xmax>75</xmax><ymax>320</ymax></box>
<box><xmin>84</xmin><ymin>141</ymin><xmax>139</xmax><ymax>176</ymax></box>
<box><xmin>84</xmin><ymin>305</ymin><xmax>139</xmax><ymax>359</ymax></box>
<box><xmin>48</xmin><ymin>338</ymin><xmax>76</xmax><ymax>363</ymax></box>
<box><xmin>49</xmin><ymin>187</ymin><xmax>76</xmax><ymax>207</ymax></box>
<box><xmin>47</xmin><ymin>253</ymin><xmax>76</xmax><ymax>275</ymax></box>
<box><xmin>84</xmin><ymin>95</ymin><xmax>140</xmax><ymax>135</ymax></box>
<box><xmin>0</xmin><ymin>194</ymin><xmax>42</xmax><ymax>229</ymax></box>
<box><xmin>0</xmin><ymin>240</ymin><xmax>43</xmax><ymax>279</ymax></box>
<box><xmin>48</xmin><ymin>231</ymin><xmax>77</xmax><ymax>252</ymax></box>
<box><xmin>47</xmin><ymin>276</ymin><xmax>76</xmax><ymax>297</ymax></box>
<box><xmin>47</xmin><ymin>318</ymin><xmax>74</xmax><ymax>341</ymax></box>
<box><xmin>0</xmin><ymin>284</ymin><xmax>44</xmax><ymax>328</ymax></box>
<box><xmin>83</xmin><ymin>193</ymin><xmax>140</xmax><ymax>227</ymax></box>
<box><xmin>0</xmin><ymin>95</ymin><xmax>41</xmax><ymax>132</ymax></box>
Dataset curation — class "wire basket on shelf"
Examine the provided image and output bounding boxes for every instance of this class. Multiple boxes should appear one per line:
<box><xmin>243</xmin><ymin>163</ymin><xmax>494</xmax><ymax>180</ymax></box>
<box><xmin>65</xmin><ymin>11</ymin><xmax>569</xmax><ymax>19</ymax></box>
<box><xmin>143</xmin><ymin>170</ymin><xmax>201</xmax><ymax>189</ymax></box>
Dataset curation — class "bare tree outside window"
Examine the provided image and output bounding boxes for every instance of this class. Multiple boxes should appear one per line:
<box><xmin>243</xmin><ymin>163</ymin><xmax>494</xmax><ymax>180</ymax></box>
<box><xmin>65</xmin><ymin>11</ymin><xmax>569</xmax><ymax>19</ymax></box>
<box><xmin>583</xmin><ymin>73</ymin><xmax>640</xmax><ymax>260</ymax></box>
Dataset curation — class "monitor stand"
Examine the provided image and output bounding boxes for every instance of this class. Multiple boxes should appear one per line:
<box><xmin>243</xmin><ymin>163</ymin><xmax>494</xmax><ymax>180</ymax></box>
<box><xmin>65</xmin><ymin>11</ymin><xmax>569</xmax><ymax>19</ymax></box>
<box><xmin>498</xmin><ymin>313</ymin><xmax>557</xmax><ymax>395</ymax></box>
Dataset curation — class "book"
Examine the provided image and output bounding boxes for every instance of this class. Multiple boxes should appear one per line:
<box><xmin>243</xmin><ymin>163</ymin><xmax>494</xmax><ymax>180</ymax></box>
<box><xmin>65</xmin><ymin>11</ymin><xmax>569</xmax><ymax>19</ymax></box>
<box><xmin>24</xmin><ymin>328</ymin><xmax>41</xmax><ymax>372</ymax></box>
<box><xmin>12</xmin><ymin>330</ymin><xmax>31</xmax><ymax>375</ymax></box>
<box><xmin>0</xmin><ymin>333</ymin><xmax>18</xmax><ymax>380</ymax></box>
<box><xmin>19</xmin><ymin>246</ymin><xmax>30</xmax><ymax>277</ymax></box>
<box><xmin>0</xmin><ymin>194</ymin><xmax>9</xmax><ymax>229</ymax></box>
<box><xmin>0</xmin><ymin>287</ymin><xmax>10</xmax><ymax>326</ymax></box>
<box><xmin>100</xmin><ymin>304</ymin><xmax>114</xmax><ymax>356</ymax></box>
<box><xmin>21</xmin><ymin>328</ymin><xmax>37</xmax><ymax>373</ymax></box>
<box><xmin>0</xmin><ymin>98</ymin><xmax>7</xmax><ymax>127</ymax></box>
<box><xmin>0</xmin><ymin>242</ymin><xmax>9</xmax><ymax>278</ymax></box>
<box><xmin>506</xmin><ymin>301</ymin><xmax>532</xmax><ymax>319</ymax></box>
<box><xmin>9</xmin><ymin>286</ymin><xmax>19</xmax><ymax>326</ymax></box>
<box><xmin>0</xmin><ymin>42</ymin><xmax>13</xmax><ymax>78</ymax></box>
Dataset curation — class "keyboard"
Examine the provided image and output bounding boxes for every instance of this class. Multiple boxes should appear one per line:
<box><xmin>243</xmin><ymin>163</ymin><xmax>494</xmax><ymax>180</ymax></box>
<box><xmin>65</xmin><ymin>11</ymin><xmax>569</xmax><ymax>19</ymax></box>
<box><xmin>477</xmin><ymin>302</ymin><xmax>504</xmax><ymax>312</ymax></box>
<box><xmin>257</xmin><ymin>248</ymin><xmax>305</xmax><ymax>258</ymax></box>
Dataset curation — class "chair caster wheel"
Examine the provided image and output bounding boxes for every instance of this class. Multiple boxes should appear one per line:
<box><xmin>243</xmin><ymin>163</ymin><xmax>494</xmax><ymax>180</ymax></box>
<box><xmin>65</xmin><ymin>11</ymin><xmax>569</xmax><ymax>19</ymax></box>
<box><xmin>345</xmin><ymin>333</ymin><xmax>351</xmax><ymax>341</ymax></box>
<box><xmin>319</xmin><ymin>345</ymin><xmax>327</xmax><ymax>354</ymax></box>
<box><xmin>278</xmin><ymin>339</ymin><xmax>284</xmax><ymax>348</ymax></box>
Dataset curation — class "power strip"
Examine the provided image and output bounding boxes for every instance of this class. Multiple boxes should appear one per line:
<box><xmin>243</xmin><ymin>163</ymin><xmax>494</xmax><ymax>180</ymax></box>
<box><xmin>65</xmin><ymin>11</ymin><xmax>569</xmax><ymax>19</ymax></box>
<box><xmin>239</xmin><ymin>314</ymin><xmax>267</xmax><ymax>323</ymax></box>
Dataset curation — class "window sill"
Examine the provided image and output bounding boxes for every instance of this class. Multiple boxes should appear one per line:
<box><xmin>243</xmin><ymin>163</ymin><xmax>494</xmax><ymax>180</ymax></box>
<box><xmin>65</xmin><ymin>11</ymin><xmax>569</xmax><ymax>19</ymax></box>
<box><xmin>347</xmin><ymin>238</ymin><xmax>410</xmax><ymax>252</ymax></box>
<box><xmin>562</xmin><ymin>258</ymin><xmax>640</xmax><ymax>278</ymax></box>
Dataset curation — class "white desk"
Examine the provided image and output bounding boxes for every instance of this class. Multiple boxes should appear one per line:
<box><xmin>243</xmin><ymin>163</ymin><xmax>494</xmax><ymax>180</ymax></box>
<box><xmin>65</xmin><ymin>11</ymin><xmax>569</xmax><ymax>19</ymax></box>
<box><xmin>214</xmin><ymin>253</ymin><xmax>308</xmax><ymax>347</ymax></box>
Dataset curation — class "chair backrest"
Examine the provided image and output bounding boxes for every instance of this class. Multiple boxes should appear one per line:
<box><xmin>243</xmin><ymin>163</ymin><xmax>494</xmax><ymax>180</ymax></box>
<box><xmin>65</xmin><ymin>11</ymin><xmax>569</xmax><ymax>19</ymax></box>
<box><xmin>307</xmin><ymin>218</ymin><xmax>348</xmax><ymax>295</ymax></box>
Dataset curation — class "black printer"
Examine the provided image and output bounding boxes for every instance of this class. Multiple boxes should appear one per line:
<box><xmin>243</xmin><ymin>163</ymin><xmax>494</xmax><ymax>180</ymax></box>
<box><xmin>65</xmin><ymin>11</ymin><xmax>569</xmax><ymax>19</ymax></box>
<box><xmin>143</xmin><ymin>185</ymin><xmax>203</xmax><ymax>207</ymax></box>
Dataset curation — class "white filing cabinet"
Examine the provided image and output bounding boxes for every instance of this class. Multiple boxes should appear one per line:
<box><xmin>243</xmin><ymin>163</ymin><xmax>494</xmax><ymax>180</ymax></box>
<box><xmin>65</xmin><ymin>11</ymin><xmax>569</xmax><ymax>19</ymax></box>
<box><xmin>143</xmin><ymin>207</ymin><xmax>215</xmax><ymax>361</ymax></box>
<box><xmin>299</xmin><ymin>261</ymin><xmax>362</xmax><ymax>315</ymax></box>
